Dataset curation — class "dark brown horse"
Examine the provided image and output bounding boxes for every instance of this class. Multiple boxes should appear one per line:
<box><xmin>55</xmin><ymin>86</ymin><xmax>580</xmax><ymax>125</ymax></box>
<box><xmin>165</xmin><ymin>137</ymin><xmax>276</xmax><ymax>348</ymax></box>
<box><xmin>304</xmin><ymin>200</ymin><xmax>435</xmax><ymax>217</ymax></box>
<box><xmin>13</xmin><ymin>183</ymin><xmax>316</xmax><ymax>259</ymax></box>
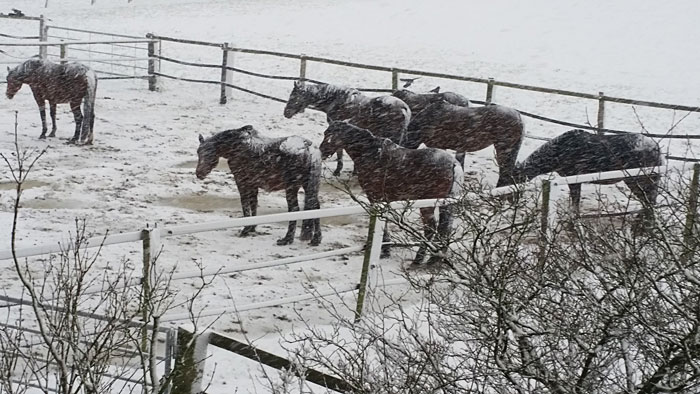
<box><xmin>196</xmin><ymin>126</ymin><xmax>322</xmax><ymax>246</ymax></box>
<box><xmin>402</xmin><ymin>101</ymin><xmax>524</xmax><ymax>187</ymax></box>
<box><xmin>6</xmin><ymin>58</ymin><xmax>97</xmax><ymax>144</ymax></box>
<box><xmin>512</xmin><ymin>129</ymin><xmax>662</xmax><ymax>225</ymax></box>
<box><xmin>284</xmin><ymin>81</ymin><xmax>411</xmax><ymax>176</ymax></box>
<box><xmin>392</xmin><ymin>88</ymin><xmax>470</xmax><ymax>115</ymax></box>
<box><xmin>319</xmin><ymin>121</ymin><xmax>463</xmax><ymax>265</ymax></box>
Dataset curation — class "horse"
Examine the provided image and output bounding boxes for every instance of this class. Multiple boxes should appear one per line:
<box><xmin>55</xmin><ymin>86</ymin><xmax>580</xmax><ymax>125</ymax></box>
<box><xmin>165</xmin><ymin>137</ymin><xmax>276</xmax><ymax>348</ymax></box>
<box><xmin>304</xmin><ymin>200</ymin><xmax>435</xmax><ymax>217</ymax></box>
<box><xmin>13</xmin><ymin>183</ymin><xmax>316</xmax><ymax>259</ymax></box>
<box><xmin>402</xmin><ymin>100</ymin><xmax>524</xmax><ymax>187</ymax></box>
<box><xmin>196</xmin><ymin>126</ymin><xmax>322</xmax><ymax>246</ymax></box>
<box><xmin>392</xmin><ymin>88</ymin><xmax>470</xmax><ymax>115</ymax></box>
<box><xmin>319</xmin><ymin>121</ymin><xmax>463</xmax><ymax>265</ymax></box>
<box><xmin>6</xmin><ymin>57</ymin><xmax>97</xmax><ymax>144</ymax></box>
<box><xmin>283</xmin><ymin>81</ymin><xmax>411</xmax><ymax>176</ymax></box>
<box><xmin>512</xmin><ymin>129</ymin><xmax>663</xmax><ymax>226</ymax></box>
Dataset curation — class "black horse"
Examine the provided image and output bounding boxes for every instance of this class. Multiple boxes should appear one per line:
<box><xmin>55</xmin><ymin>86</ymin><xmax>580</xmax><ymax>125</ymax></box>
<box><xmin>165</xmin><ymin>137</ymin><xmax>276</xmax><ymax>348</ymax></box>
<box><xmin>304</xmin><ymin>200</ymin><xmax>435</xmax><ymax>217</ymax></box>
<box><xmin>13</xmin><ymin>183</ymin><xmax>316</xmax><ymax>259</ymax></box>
<box><xmin>196</xmin><ymin>126</ymin><xmax>322</xmax><ymax>246</ymax></box>
<box><xmin>402</xmin><ymin>101</ymin><xmax>524</xmax><ymax>187</ymax></box>
<box><xmin>512</xmin><ymin>129</ymin><xmax>663</xmax><ymax>224</ymax></box>
<box><xmin>392</xmin><ymin>88</ymin><xmax>470</xmax><ymax>115</ymax></box>
<box><xmin>319</xmin><ymin>121</ymin><xmax>463</xmax><ymax>265</ymax></box>
<box><xmin>284</xmin><ymin>81</ymin><xmax>411</xmax><ymax>176</ymax></box>
<box><xmin>6</xmin><ymin>58</ymin><xmax>97</xmax><ymax>144</ymax></box>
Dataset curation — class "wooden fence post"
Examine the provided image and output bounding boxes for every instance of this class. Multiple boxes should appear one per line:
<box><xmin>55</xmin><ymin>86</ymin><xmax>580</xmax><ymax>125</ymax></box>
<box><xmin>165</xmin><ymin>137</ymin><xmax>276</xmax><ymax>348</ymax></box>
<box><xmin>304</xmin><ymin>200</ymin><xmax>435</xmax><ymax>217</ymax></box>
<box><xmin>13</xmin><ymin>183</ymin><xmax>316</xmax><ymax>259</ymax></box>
<box><xmin>538</xmin><ymin>179</ymin><xmax>551</xmax><ymax>265</ymax></box>
<box><xmin>299</xmin><ymin>54</ymin><xmax>307</xmax><ymax>81</ymax></box>
<box><xmin>146</xmin><ymin>33</ymin><xmax>160</xmax><ymax>92</ymax></box>
<box><xmin>219</xmin><ymin>43</ymin><xmax>230</xmax><ymax>104</ymax></box>
<box><xmin>485</xmin><ymin>77</ymin><xmax>495</xmax><ymax>104</ymax></box>
<box><xmin>391</xmin><ymin>69</ymin><xmax>398</xmax><ymax>91</ymax></box>
<box><xmin>171</xmin><ymin>329</ymin><xmax>203</xmax><ymax>394</ymax></box>
<box><xmin>682</xmin><ymin>163</ymin><xmax>700</xmax><ymax>262</ymax></box>
<box><xmin>597</xmin><ymin>91</ymin><xmax>606</xmax><ymax>134</ymax></box>
<box><xmin>140</xmin><ymin>226</ymin><xmax>161</xmax><ymax>352</ymax></box>
<box><xmin>59</xmin><ymin>44</ymin><xmax>66</xmax><ymax>64</ymax></box>
<box><xmin>38</xmin><ymin>15</ymin><xmax>47</xmax><ymax>59</ymax></box>
<box><xmin>355</xmin><ymin>207</ymin><xmax>386</xmax><ymax>322</ymax></box>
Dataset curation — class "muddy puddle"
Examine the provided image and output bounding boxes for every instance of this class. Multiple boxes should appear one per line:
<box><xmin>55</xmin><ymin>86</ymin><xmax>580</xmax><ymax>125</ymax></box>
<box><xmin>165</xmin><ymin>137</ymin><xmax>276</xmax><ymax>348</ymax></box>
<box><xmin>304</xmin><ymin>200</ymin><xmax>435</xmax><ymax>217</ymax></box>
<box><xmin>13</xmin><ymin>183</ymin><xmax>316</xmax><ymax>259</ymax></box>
<box><xmin>175</xmin><ymin>159</ymin><xmax>229</xmax><ymax>171</ymax></box>
<box><xmin>21</xmin><ymin>198</ymin><xmax>86</xmax><ymax>210</ymax></box>
<box><xmin>0</xmin><ymin>180</ymin><xmax>50</xmax><ymax>191</ymax></box>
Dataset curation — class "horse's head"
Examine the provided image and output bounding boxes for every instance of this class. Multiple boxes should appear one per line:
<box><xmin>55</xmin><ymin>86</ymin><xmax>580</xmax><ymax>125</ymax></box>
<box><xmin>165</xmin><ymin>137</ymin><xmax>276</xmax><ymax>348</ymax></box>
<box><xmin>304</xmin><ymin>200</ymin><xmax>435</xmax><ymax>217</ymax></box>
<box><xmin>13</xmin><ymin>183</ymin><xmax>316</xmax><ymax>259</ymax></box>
<box><xmin>319</xmin><ymin>121</ymin><xmax>349</xmax><ymax>159</ymax></box>
<box><xmin>5</xmin><ymin>66</ymin><xmax>23</xmax><ymax>99</ymax></box>
<box><xmin>283</xmin><ymin>80</ymin><xmax>309</xmax><ymax>118</ymax></box>
<box><xmin>195</xmin><ymin>134</ymin><xmax>218</xmax><ymax>180</ymax></box>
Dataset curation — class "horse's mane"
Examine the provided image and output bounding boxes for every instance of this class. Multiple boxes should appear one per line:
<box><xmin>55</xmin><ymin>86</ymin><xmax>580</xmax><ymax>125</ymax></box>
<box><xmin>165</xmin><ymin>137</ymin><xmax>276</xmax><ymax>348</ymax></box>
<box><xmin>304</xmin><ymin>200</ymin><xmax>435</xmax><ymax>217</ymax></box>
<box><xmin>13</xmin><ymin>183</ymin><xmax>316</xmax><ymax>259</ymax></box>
<box><xmin>307</xmin><ymin>83</ymin><xmax>359</xmax><ymax>103</ymax></box>
<box><xmin>10</xmin><ymin>57</ymin><xmax>46</xmax><ymax>77</ymax></box>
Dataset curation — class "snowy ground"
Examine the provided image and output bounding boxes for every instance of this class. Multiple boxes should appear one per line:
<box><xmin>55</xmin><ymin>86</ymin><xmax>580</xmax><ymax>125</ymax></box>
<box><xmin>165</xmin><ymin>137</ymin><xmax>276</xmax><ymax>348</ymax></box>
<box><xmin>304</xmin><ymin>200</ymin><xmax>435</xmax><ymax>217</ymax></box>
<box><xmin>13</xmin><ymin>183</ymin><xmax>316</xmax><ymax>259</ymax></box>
<box><xmin>1</xmin><ymin>0</ymin><xmax>700</xmax><ymax>392</ymax></box>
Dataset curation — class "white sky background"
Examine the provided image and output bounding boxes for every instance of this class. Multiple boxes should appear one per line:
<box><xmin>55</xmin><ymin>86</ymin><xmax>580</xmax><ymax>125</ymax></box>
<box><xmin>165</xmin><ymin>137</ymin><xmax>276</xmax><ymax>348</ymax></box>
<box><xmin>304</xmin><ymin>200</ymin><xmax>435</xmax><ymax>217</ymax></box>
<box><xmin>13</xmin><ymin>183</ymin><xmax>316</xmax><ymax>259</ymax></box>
<box><xmin>3</xmin><ymin>0</ymin><xmax>699</xmax><ymax>103</ymax></box>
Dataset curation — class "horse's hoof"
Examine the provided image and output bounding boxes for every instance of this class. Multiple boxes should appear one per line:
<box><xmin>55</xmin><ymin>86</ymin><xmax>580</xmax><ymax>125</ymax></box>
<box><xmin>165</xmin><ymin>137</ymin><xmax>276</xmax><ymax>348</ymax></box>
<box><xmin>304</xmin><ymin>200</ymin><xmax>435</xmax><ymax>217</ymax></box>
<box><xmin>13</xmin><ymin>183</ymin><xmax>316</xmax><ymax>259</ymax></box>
<box><xmin>310</xmin><ymin>236</ymin><xmax>322</xmax><ymax>246</ymax></box>
<box><xmin>238</xmin><ymin>228</ymin><xmax>254</xmax><ymax>237</ymax></box>
<box><xmin>39</xmin><ymin>134</ymin><xmax>47</xmax><ymax>140</ymax></box>
<box><xmin>48</xmin><ymin>132</ymin><xmax>56</xmax><ymax>138</ymax></box>
<box><xmin>66</xmin><ymin>139</ymin><xmax>77</xmax><ymax>145</ymax></box>
<box><xmin>332</xmin><ymin>170</ymin><xmax>341</xmax><ymax>177</ymax></box>
<box><xmin>300</xmin><ymin>232</ymin><xmax>313</xmax><ymax>241</ymax></box>
<box><xmin>276</xmin><ymin>237</ymin><xmax>293</xmax><ymax>246</ymax></box>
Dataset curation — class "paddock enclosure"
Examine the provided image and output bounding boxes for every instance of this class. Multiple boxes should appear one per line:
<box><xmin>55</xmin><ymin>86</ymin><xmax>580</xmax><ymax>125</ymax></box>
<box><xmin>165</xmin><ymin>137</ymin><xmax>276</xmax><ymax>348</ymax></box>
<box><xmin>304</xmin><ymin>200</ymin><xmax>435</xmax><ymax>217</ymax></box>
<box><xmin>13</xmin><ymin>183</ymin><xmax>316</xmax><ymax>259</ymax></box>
<box><xmin>1</xmin><ymin>2</ymin><xmax>700</xmax><ymax>392</ymax></box>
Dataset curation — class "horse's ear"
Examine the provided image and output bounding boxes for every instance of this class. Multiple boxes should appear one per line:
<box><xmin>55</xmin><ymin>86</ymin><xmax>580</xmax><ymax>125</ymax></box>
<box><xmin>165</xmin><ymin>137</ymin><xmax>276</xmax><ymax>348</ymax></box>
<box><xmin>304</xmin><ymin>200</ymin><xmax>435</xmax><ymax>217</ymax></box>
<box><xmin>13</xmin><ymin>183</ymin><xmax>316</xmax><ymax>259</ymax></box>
<box><xmin>198</xmin><ymin>134</ymin><xmax>204</xmax><ymax>144</ymax></box>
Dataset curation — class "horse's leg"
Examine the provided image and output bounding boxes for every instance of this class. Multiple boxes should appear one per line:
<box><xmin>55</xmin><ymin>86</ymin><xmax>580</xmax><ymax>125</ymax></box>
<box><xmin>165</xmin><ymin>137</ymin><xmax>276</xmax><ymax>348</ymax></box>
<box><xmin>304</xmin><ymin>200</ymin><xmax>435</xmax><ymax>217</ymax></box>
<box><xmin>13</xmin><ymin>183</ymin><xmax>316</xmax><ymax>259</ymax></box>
<box><xmin>494</xmin><ymin>139</ymin><xmax>522</xmax><ymax>188</ymax></box>
<box><xmin>239</xmin><ymin>187</ymin><xmax>258</xmax><ymax>236</ymax></box>
<box><xmin>301</xmin><ymin>178</ymin><xmax>322</xmax><ymax>245</ymax></box>
<box><xmin>569</xmin><ymin>183</ymin><xmax>582</xmax><ymax>218</ymax></box>
<box><xmin>380</xmin><ymin>224</ymin><xmax>391</xmax><ymax>258</ymax></box>
<box><xmin>333</xmin><ymin>149</ymin><xmax>344</xmax><ymax>176</ymax></box>
<box><xmin>48</xmin><ymin>102</ymin><xmax>57</xmax><ymax>137</ymax></box>
<box><xmin>30</xmin><ymin>91</ymin><xmax>48</xmax><ymax>139</ymax></box>
<box><xmin>455</xmin><ymin>152</ymin><xmax>466</xmax><ymax>168</ymax></box>
<box><xmin>69</xmin><ymin>100</ymin><xmax>83</xmax><ymax>143</ymax></box>
<box><xmin>413</xmin><ymin>207</ymin><xmax>437</xmax><ymax>265</ymax></box>
<box><xmin>277</xmin><ymin>185</ymin><xmax>300</xmax><ymax>245</ymax></box>
<box><xmin>427</xmin><ymin>205</ymin><xmax>454</xmax><ymax>265</ymax></box>
<box><xmin>626</xmin><ymin>175</ymin><xmax>658</xmax><ymax>231</ymax></box>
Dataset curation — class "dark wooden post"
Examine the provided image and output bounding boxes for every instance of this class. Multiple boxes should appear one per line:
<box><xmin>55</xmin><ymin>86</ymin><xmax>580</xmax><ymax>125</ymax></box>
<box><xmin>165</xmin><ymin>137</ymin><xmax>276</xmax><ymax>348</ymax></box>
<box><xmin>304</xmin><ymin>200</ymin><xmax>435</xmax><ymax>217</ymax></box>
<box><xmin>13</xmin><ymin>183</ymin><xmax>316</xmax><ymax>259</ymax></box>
<box><xmin>299</xmin><ymin>54</ymin><xmax>307</xmax><ymax>81</ymax></box>
<box><xmin>538</xmin><ymin>179</ymin><xmax>551</xmax><ymax>265</ymax></box>
<box><xmin>146</xmin><ymin>33</ymin><xmax>160</xmax><ymax>92</ymax></box>
<box><xmin>682</xmin><ymin>163</ymin><xmax>700</xmax><ymax>262</ymax></box>
<box><xmin>171</xmin><ymin>329</ymin><xmax>197</xmax><ymax>394</ymax></box>
<box><xmin>391</xmin><ymin>69</ymin><xmax>398</xmax><ymax>91</ymax></box>
<box><xmin>219</xmin><ymin>42</ymin><xmax>230</xmax><ymax>104</ymax></box>
<box><xmin>38</xmin><ymin>15</ymin><xmax>47</xmax><ymax>59</ymax></box>
<box><xmin>485</xmin><ymin>77</ymin><xmax>495</xmax><ymax>104</ymax></box>
<box><xmin>59</xmin><ymin>44</ymin><xmax>66</xmax><ymax>64</ymax></box>
<box><xmin>355</xmin><ymin>207</ymin><xmax>386</xmax><ymax>323</ymax></box>
<box><xmin>597</xmin><ymin>91</ymin><xmax>606</xmax><ymax>134</ymax></box>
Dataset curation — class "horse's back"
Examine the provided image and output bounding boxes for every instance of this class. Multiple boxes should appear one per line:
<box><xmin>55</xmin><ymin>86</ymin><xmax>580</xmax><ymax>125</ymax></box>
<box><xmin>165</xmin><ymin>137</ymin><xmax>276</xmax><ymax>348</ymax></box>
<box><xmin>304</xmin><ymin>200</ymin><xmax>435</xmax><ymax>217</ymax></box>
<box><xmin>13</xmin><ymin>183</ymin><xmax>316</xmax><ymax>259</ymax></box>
<box><xmin>550</xmin><ymin>130</ymin><xmax>662</xmax><ymax>176</ymax></box>
<box><xmin>361</xmin><ymin>146</ymin><xmax>458</xmax><ymax>201</ymax></box>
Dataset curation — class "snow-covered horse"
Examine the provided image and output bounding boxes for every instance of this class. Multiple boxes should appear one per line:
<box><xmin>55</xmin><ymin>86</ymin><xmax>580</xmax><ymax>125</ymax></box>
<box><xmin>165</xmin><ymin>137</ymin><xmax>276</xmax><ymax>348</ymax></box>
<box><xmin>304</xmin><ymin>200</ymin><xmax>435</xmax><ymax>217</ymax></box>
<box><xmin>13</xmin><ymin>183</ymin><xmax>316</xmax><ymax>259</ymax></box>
<box><xmin>392</xmin><ymin>88</ymin><xmax>470</xmax><ymax>115</ymax></box>
<box><xmin>402</xmin><ymin>101</ymin><xmax>524</xmax><ymax>187</ymax></box>
<box><xmin>284</xmin><ymin>81</ymin><xmax>411</xmax><ymax>176</ymax></box>
<box><xmin>196</xmin><ymin>126</ymin><xmax>322</xmax><ymax>246</ymax></box>
<box><xmin>319</xmin><ymin>121</ymin><xmax>463</xmax><ymax>265</ymax></box>
<box><xmin>512</xmin><ymin>129</ymin><xmax>663</xmax><ymax>224</ymax></box>
<box><xmin>6</xmin><ymin>57</ymin><xmax>97</xmax><ymax>144</ymax></box>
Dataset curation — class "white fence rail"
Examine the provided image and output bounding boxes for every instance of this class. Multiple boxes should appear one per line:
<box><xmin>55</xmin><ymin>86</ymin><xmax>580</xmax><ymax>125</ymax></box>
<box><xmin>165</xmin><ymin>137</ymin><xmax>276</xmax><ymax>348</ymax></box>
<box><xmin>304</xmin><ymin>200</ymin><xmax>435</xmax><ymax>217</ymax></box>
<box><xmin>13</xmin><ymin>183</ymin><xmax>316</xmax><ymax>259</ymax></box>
<box><xmin>0</xmin><ymin>166</ymin><xmax>668</xmax><ymax>262</ymax></box>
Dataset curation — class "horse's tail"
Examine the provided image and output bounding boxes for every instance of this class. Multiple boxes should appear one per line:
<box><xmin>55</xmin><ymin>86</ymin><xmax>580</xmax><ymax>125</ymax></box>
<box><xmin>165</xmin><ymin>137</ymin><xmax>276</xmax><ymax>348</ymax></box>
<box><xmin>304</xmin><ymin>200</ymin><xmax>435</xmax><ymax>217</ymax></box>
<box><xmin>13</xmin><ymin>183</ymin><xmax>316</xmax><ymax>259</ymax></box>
<box><xmin>449</xmin><ymin>158</ymin><xmax>464</xmax><ymax>198</ymax></box>
<box><xmin>81</xmin><ymin>69</ymin><xmax>98</xmax><ymax>144</ymax></box>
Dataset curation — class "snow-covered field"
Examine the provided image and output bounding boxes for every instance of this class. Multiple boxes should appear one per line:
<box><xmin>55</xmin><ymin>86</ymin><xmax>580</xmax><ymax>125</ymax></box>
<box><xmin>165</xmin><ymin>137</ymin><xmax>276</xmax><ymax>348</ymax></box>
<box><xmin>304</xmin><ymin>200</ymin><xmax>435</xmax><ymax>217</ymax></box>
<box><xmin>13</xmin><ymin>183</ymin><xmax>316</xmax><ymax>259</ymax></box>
<box><xmin>1</xmin><ymin>0</ymin><xmax>699</xmax><ymax>392</ymax></box>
